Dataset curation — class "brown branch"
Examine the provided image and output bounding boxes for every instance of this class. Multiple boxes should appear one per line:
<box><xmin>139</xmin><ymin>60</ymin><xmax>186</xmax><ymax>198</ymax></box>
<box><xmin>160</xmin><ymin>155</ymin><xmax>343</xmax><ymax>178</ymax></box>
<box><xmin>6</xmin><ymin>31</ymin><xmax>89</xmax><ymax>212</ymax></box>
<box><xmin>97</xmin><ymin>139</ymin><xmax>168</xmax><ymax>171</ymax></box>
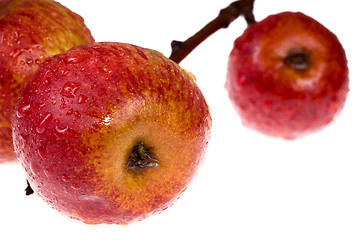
<box><xmin>169</xmin><ymin>0</ymin><xmax>256</xmax><ymax>64</ymax></box>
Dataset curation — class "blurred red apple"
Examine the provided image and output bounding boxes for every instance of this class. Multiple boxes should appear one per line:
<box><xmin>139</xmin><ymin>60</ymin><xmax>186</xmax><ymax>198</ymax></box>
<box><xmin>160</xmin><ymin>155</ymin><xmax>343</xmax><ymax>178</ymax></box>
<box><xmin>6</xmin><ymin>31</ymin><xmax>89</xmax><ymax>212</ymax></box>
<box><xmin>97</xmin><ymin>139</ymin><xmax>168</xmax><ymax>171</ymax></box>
<box><xmin>226</xmin><ymin>12</ymin><xmax>349</xmax><ymax>139</ymax></box>
<box><xmin>13</xmin><ymin>42</ymin><xmax>211</xmax><ymax>224</ymax></box>
<box><xmin>0</xmin><ymin>0</ymin><xmax>94</xmax><ymax>162</ymax></box>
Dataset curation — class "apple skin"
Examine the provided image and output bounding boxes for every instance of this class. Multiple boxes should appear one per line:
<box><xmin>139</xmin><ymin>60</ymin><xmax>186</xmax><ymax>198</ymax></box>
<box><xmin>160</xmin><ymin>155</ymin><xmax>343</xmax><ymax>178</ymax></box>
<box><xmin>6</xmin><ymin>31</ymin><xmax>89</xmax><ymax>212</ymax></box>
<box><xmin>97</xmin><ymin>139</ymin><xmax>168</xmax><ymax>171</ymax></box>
<box><xmin>12</xmin><ymin>42</ymin><xmax>212</xmax><ymax>224</ymax></box>
<box><xmin>0</xmin><ymin>0</ymin><xmax>94</xmax><ymax>162</ymax></box>
<box><xmin>226</xmin><ymin>12</ymin><xmax>349</xmax><ymax>139</ymax></box>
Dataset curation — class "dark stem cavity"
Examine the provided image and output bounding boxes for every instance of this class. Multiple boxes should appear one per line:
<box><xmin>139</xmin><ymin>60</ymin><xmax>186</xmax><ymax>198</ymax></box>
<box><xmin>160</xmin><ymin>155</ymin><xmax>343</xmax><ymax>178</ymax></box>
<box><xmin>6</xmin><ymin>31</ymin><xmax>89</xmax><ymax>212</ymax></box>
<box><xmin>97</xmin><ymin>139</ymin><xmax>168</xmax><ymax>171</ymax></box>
<box><xmin>169</xmin><ymin>0</ymin><xmax>256</xmax><ymax>64</ymax></box>
<box><xmin>285</xmin><ymin>50</ymin><xmax>310</xmax><ymax>71</ymax></box>
<box><xmin>127</xmin><ymin>142</ymin><xmax>158</xmax><ymax>173</ymax></box>
<box><xmin>25</xmin><ymin>180</ymin><xmax>34</xmax><ymax>196</ymax></box>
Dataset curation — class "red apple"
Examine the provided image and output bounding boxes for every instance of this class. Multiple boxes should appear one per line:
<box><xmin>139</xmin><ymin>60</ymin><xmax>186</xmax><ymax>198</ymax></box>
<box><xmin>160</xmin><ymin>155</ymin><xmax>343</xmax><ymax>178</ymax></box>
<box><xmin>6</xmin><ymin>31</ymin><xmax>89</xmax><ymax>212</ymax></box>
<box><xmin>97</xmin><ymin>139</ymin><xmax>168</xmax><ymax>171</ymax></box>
<box><xmin>0</xmin><ymin>0</ymin><xmax>94</xmax><ymax>162</ymax></box>
<box><xmin>12</xmin><ymin>42</ymin><xmax>211</xmax><ymax>224</ymax></box>
<box><xmin>226</xmin><ymin>12</ymin><xmax>349</xmax><ymax>139</ymax></box>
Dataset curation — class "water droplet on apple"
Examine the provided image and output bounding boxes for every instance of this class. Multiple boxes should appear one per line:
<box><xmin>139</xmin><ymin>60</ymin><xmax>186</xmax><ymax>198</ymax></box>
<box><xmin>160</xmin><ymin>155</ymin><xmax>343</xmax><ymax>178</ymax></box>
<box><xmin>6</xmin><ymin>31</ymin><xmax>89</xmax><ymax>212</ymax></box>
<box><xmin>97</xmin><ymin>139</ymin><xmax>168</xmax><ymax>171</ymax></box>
<box><xmin>60</xmin><ymin>69</ymin><xmax>70</xmax><ymax>76</ymax></box>
<box><xmin>74</xmin><ymin>111</ymin><xmax>81</xmax><ymax>118</ymax></box>
<box><xmin>26</xmin><ymin>58</ymin><xmax>33</xmax><ymax>66</ymax></box>
<box><xmin>60</xmin><ymin>101</ymin><xmax>67</xmax><ymax>109</ymax></box>
<box><xmin>60</xmin><ymin>81</ymin><xmax>80</xmax><ymax>98</ymax></box>
<box><xmin>77</xmin><ymin>194</ymin><xmax>104</xmax><ymax>204</ymax></box>
<box><xmin>43</xmin><ymin>169</ymin><xmax>51</xmax><ymax>178</ymax></box>
<box><xmin>15</xmin><ymin>134</ymin><xmax>26</xmax><ymax>152</ymax></box>
<box><xmin>37</xmin><ymin>146</ymin><xmax>46</xmax><ymax>159</ymax></box>
<box><xmin>55</xmin><ymin>125</ymin><xmax>68</xmax><ymax>134</ymax></box>
<box><xmin>71</xmin><ymin>184</ymin><xmax>80</xmax><ymax>190</ymax></box>
<box><xmin>29</xmin><ymin>161</ymin><xmax>41</xmax><ymax>176</ymax></box>
<box><xmin>66</xmin><ymin>109</ymin><xmax>73</xmax><ymax>115</ymax></box>
<box><xmin>9</xmin><ymin>47</ymin><xmax>21</xmax><ymax>58</ymax></box>
<box><xmin>78</xmin><ymin>94</ymin><xmax>88</xmax><ymax>104</ymax></box>
<box><xmin>16</xmin><ymin>103</ymin><xmax>31</xmax><ymax>118</ymax></box>
<box><xmin>102</xmin><ymin>116</ymin><xmax>112</xmax><ymax>126</ymax></box>
<box><xmin>42</xmin><ymin>69</ymin><xmax>53</xmax><ymax>84</ymax></box>
<box><xmin>137</xmin><ymin>48</ymin><xmax>148</xmax><ymax>60</ymax></box>
<box><xmin>39</xmin><ymin>102</ymin><xmax>46</xmax><ymax>109</ymax></box>
<box><xmin>36</xmin><ymin>125</ymin><xmax>45</xmax><ymax>134</ymax></box>
<box><xmin>102</xmin><ymin>65</ymin><xmax>113</xmax><ymax>74</ymax></box>
<box><xmin>36</xmin><ymin>113</ymin><xmax>53</xmax><ymax>134</ymax></box>
<box><xmin>64</xmin><ymin>56</ymin><xmax>79</xmax><ymax>64</ymax></box>
<box><xmin>61</xmin><ymin>174</ymin><xmax>69</xmax><ymax>182</ymax></box>
<box><xmin>44</xmin><ymin>78</ymin><xmax>51</xmax><ymax>85</ymax></box>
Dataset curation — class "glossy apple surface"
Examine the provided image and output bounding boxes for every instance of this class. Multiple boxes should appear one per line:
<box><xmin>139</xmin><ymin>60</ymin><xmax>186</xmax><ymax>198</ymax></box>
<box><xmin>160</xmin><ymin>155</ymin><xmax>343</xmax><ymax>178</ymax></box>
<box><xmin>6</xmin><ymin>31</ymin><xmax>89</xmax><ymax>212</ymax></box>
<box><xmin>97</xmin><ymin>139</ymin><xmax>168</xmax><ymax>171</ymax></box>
<box><xmin>12</xmin><ymin>42</ymin><xmax>211</xmax><ymax>224</ymax></box>
<box><xmin>226</xmin><ymin>12</ymin><xmax>349</xmax><ymax>139</ymax></box>
<box><xmin>0</xmin><ymin>0</ymin><xmax>94</xmax><ymax>162</ymax></box>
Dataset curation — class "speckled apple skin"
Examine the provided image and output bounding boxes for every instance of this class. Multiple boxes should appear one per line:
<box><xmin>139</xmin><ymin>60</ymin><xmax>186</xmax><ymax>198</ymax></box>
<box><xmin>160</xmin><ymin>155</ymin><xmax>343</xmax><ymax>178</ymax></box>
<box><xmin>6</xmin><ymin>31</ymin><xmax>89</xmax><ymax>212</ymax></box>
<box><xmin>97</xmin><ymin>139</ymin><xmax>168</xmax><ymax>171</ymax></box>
<box><xmin>0</xmin><ymin>0</ymin><xmax>94</xmax><ymax>162</ymax></box>
<box><xmin>226</xmin><ymin>12</ymin><xmax>349</xmax><ymax>139</ymax></box>
<box><xmin>13</xmin><ymin>42</ymin><xmax>212</xmax><ymax>224</ymax></box>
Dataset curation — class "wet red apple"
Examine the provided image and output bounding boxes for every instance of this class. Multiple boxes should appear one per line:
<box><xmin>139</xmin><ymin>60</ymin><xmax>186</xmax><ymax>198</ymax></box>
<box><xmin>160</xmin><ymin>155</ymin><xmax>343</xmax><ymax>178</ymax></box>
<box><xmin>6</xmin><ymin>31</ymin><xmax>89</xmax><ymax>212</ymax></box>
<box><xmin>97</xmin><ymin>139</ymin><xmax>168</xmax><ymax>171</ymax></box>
<box><xmin>0</xmin><ymin>0</ymin><xmax>94</xmax><ymax>162</ymax></box>
<box><xmin>226</xmin><ymin>12</ymin><xmax>349</xmax><ymax>139</ymax></box>
<box><xmin>12</xmin><ymin>42</ymin><xmax>211</xmax><ymax>224</ymax></box>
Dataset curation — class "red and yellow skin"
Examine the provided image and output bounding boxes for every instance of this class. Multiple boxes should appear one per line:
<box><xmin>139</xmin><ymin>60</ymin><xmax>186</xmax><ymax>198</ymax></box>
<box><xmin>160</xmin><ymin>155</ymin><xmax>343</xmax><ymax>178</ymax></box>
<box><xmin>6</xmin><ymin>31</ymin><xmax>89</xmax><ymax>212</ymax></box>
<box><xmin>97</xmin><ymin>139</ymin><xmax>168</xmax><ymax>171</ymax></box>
<box><xmin>226</xmin><ymin>12</ymin><xmax>349</xmax><ymax>139</ymax></box>
<box><xmin>13</xmin><ymin>42</ymin><xmax>212</xmax><ymax>224</ymax></box>
<box><xmin>0</xmin><ymin>0</ymin><xmax>94</xmax><ymax>162</ymax></box>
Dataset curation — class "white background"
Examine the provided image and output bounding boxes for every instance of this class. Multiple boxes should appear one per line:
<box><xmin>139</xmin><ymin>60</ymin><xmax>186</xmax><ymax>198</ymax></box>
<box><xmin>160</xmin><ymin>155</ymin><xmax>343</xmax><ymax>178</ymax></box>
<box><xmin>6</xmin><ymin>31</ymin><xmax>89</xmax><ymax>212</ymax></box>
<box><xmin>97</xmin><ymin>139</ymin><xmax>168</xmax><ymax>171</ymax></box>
<box><xmin>1</xmin><ymin>0</ymin><xmax>360</xmax><ymax>239</ymax></box>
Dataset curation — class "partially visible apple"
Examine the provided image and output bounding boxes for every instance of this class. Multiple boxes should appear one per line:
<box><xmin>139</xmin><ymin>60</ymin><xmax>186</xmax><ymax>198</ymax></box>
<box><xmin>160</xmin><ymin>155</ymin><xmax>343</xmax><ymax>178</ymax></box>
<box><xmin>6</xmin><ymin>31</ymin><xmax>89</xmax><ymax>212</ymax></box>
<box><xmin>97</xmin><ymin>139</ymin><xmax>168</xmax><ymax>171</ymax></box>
<box><xmin>226</xmin><ymin>12</ymin><xmax>349</xmax><ymax>139</ymax></box>
<box><xmin>13</xmin><ymin>42</ymin><xmax>211</xmax><ymax>224</ymax></box>
<box><xmin>0</xmin><ymin>0</ymin><xmax>94</xmax><ymax>162</ymax></box>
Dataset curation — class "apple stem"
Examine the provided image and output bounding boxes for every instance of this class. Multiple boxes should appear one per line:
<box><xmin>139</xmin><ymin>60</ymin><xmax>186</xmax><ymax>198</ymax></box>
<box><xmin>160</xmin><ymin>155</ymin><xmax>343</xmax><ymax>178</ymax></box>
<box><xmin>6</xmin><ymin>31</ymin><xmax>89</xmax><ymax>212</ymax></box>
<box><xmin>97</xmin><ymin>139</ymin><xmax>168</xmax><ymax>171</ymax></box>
<box><xmin>127</xmin><ymin>142</ymin><xmax>158</xmax><ymax>173</ymax></box>
<box><xmin>169</xmin><ymin>0</ymin><xmax>256</xmax><ymax>64</ymax></box>
<box><xmin>25</xmin><ymin>180</ymin><xmax>34</xmax><ymax>196</ymax></box>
